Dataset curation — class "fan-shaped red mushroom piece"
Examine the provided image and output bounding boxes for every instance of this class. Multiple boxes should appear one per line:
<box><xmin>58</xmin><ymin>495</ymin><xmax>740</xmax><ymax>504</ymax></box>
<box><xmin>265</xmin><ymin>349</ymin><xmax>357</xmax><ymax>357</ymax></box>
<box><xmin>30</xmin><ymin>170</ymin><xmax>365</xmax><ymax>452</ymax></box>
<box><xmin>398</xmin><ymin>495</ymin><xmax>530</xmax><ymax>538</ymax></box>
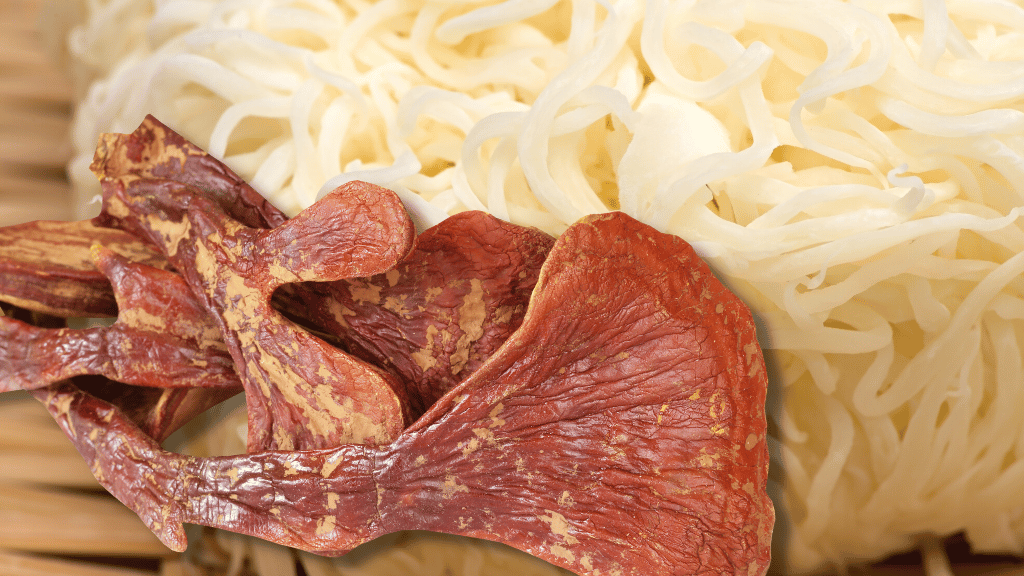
<box><xmin>35</xmin><ymin>212</ymin><xmax>774</xmax><ymax>576</ymax></box>
<box><xmin>86</xmin><ymin>117</ymin><xmax>556</xmax><ymax>425</ymax></box>
<box><xmin>319</xmin><ymin>210</ymin><xmax>554</xmax><ymax>417</ymax></box>
<box><xmin>92</xmin><ymin>147</ymin><xmax>417</xmax><ymax>450</ymax></box>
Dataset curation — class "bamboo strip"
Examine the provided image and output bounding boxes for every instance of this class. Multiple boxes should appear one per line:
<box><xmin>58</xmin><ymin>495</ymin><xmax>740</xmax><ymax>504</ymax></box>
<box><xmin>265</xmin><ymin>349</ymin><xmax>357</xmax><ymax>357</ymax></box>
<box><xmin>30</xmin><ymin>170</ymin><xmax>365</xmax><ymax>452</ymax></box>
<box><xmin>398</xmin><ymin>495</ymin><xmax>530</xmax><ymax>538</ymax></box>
<box><xmin>0</xmin><ymin>17</ymin><xmax>42</xmax><ymax>35</ymax></box>
<box><xmin>216</xmin><ymin>533</ymin><xmax>247</xmax><ymax>576</ymax></box>
<box><xmin>0</xmin><ymin>423</ymin><xmax>68</xmax><ymax>452</ymax></box>
<box><xmin>298</xmin><ymin>553</ymin><xmax>342</xmax><ymax>576</ymax></box>
<box><xmin>0</xmin><ymin>19</ymin><xmax>40</xmax><ymax>37</ymax></box>
<box><xmin>0</xmin><ymin>11</ymin><xmax>42</xmax><ymax>34</ymax></box>
<box><xmin>0</xmin><ymin>169</ymin><xmax>70</xmax><ymax>187</ymax></box>
<box><xmin>0</xmin><ymin>451</ymin><xmax>99</xmax><ymax>488</ymax></box>
<box><xmin>0</xmin><ymin>71</ymin><xmax>73</xmax><ymax>103</ymax></box>
<box><xmin>0</xmin><ymin>484</ymin><xmax>171</xmax><ymax>556</ymax></box>
<box><xmin>0</xmin><ymin>172</ymin><xmax>71</xmax><ymax>196</ymax></box>
<box><xmin>0</xmin><ymin>0</ymin><xmax>48</xmax><ymax>22</ymax></box>
<box><xmin>0</xmin><ymin>130</ymin><xmax>72</xmax><ymax>167</ymax></box>
<box><xmin>0</xmin><ymin>201</ymin><xmax>72</xmax><ymax>227</ymax></box>
<box><xmin>249</xmin><ymin>539</ymin><xmax>298</xmax><ymax>576</ymax></box>
<box><xmin>965</xmin><ymin>566</ymin><xmax>1024</xmax><ymax>576</ymax></box>
<box><xmin>0</xmin><ymin>187</ymin><xmax>73</xmax><ymax>225</ymax></box>
<box><xmin>0</xmin><ymin>549</ymin><xmax>157</xmax><ymax>576</ymax></box>
<box><xmin>0</xmin><ymin>393</ymin><xmax>72</xmax><ymax>422</ymax></box>
<box><xmin>0</xmin><ymin>105</ymin><xmax>71</xmax><ymax>143</ymax></box>
<box><xmin>863</xmin><ymin>565</ymin><xmax>1024</xmax><ymax>576</ymax></box>
<box><xmin>0</xmin><ymin>38</ymin><xmax>53</xmax><ymax>69</ymax></box>
<box><xmin>159</xmin><ymin>559</ymin><xmax>203</xmax><ymax>576</ymax></box>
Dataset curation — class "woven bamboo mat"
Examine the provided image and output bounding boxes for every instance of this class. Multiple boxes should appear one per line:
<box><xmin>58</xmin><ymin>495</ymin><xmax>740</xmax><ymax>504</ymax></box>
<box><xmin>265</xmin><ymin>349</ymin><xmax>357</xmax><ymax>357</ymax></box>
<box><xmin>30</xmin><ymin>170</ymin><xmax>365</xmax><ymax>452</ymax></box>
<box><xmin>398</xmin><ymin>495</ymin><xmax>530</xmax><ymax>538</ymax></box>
<box><xmin>0</xmin><ymin>0</ymin><xmax>74</xmax><ymax>227</ymax></box>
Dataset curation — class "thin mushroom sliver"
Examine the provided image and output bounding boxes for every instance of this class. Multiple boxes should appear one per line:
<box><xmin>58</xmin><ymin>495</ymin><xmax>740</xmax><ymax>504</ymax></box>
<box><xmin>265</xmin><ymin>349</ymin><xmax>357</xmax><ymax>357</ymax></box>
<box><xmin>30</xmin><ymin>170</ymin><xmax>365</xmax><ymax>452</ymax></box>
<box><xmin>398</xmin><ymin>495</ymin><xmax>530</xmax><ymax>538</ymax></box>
<box><xmin>0</xmin><ymin>220</ymin><xmax>167</xmax><ymax>317</ymax></box>
<box><xmin>34</xmin><ymin>212</ymin><xmax>774</xmax><ymax>576</ymax></box>
<box><xmin>1</xmin><ymin>246</ymin><xmax>238</xmax><ymax>393</ymax></box>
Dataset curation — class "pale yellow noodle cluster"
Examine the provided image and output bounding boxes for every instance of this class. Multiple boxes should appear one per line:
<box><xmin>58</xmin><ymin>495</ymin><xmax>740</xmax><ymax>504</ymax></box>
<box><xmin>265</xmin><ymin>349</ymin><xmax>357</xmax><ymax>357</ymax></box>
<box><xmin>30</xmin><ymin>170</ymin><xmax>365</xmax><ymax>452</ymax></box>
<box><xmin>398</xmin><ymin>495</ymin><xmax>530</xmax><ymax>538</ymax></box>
<box><xmin>57</xmin><ymin>0</ymin><xmax>1024</xmax><ymax>573</ymax></box>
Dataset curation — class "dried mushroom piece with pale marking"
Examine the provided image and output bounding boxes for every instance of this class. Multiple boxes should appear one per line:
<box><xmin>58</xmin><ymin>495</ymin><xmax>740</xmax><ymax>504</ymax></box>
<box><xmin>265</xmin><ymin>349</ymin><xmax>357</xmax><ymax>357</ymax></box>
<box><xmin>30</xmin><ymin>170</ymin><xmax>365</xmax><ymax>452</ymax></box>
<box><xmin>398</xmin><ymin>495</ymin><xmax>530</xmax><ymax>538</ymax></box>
<box><xmin>37</xmin><ymin>212</ymin><xmax>773</xmax><ymax>576</ymax></box>
<box><xmin>377</xmin><ymin>212</ymin><xmax>774</xmax><ymax>576</ymax></box>
<box><xmin>87</xmin><ymin>117</ymin><xmax>551</xmax><ymax>424</ymax></box>
<box><xmin>88</xmin><ymin>115</ymin><xmax>361</xmax><ymax>357</ymax></box>
<box><xmin>0</xmin><ymin>219</ymin><xmax>167</xmax><ymax>317</ymax></box>
<box><xmin>0</xmin><ymin>246</ymin><xmax>239</xmax><ymax>393</ymax></box>
<box><xmin>0</xmin><ymin>245</ymin><xmax>242</xmax><ymax>442</ymax></box>
<box><xmin>320</xmin><ymin>210</ymin><xmax>555</xmax><ymax>416</ymax></box>
<box><xmin>72</xmin><ymin>376</ymin><xmax>241</xmax><ymax>444</ymax></box>
<box><xmin>93</xmin><ymin>147</ymin><xmax>417</xmax><ymax>450</ymax></box>
<box><xmin>33</xmin><ymin>381</ymin><xmax>376</xmax><ymax>554</ymax></box>
<box><xmin>91</xmin><ymin>114</ymin><xmax>288</xmax><ymax>231</ymax></box>
<box><xmin>32</xmin><ymin>382</ymin><xmax>198</xmax><ymax>534</ymax></box>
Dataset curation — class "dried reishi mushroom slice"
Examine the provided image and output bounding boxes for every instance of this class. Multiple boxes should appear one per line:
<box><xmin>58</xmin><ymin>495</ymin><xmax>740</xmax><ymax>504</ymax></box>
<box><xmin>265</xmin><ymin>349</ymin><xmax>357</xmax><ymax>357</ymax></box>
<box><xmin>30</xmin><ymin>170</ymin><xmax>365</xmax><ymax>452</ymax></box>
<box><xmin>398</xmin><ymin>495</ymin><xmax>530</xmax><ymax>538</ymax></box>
<box><xmin>0</xmin><ymin>219</ymin><xmax>167</xmax><ymax>317</ymax></box>
<box><xmin>71</xmin><ymin>376</ymin><xmax>242</xmax><ymax>444</ymax></box>
<box><xmin>88</xmin><ymin>117</ymin><xmax>550</xmax><ymax>419</ymax></box>
<box><xmin>1</xmin><ymin>245</ymin><xmax>241</xmax><ymax>442</ymax></box>
<box><xmin>37</xmin><ymin>212</ymin><xmax>773</xmax><ymax>576</ymax></box>
<box><xmin>319</xmin><ymin>210</ymin><xmax>554</xmax><ymax>415</ymax></box>
<box><xmin>91</xmin><ymin>117</ymin><xmax>420</xmax><ymax>451</ymax></box>
<box><xmin>32</xmin><ymin>382</ymin><xmax>198</xmax><ymax>534</ymax></box>
<box><xmin>0</xmin><ymin>245</ymin><xmax>239</xmax><ymax>393</ymax></box>
<box><xmin>388</xmin><ymin>212</ymin><xmax>774</xmax><ymax>575</ymax></box>
<box><xmin>92</xmin><ymin>163</ymin><xmax>416</xmax><ymax>450</ymax></box>
<box><xmin>33</xmin><ymin>381</ymin><xmax>376</xmax><ymax>552</ymax></box>
<box><xmin>89</xmin><ymin>116</ymin><xmax>360</xmax><ymax>352</ymax></box>
<box><xmin>91</xmin><ymin>114</ymin><xmax>288</xmax><ymax>231</ymax></box>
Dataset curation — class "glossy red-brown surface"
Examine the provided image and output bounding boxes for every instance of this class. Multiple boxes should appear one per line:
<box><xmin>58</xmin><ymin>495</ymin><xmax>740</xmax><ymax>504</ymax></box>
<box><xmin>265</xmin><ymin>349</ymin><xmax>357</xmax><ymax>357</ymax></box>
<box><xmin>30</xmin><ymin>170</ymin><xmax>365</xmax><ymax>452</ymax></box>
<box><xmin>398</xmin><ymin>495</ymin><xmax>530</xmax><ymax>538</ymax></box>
<box><xmin>32</xmin><ymin>212</ymin><xmax>774</xmax><ymax>576</ymax></box>
<box><xmin>0</xmin><ymin>219</ymin><xmax>166</xmax><ymax>317</ymax></box>
<box><xmin>0</xmin><ymin>246</ymin><xmax>238</xmax><ymax>393</ymax></box>
<box><xmin>91</xmin><ymin>115</ymin><xmax>288</xmax><ymax>231</ymax></box>
<box><xmin>91</xmin><ymin>121</ymin><xmax>417</xmax><ymax>452</ymax></box>
<box><xmin>0</xmin><ymin>243</ymin><xmax>242</xmax><ymax>442</ymax></box>
<box><xmin>85</xmin><ymin>116</ymin><xmax>553</xmax><ymax>426</ymax></box>
<box><xmin>322</xmin><ymin>210</ymin><xmax>554</xmax><ymax>416</ymax></box>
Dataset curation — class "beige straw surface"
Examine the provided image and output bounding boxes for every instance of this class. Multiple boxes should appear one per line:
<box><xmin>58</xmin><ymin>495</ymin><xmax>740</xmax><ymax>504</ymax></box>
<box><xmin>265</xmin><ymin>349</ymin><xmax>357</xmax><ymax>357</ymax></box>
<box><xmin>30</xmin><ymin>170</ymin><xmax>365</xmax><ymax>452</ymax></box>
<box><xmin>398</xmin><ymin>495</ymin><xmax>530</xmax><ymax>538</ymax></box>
<box><xmin>0</xmin><ymin>0</ymin><xmax>74</xmax><ymax>226</ymax></box>
<box><xmin>0</xmin><ymin>549</ymin><xmax>157</xmax><ymax>576</ymax></box>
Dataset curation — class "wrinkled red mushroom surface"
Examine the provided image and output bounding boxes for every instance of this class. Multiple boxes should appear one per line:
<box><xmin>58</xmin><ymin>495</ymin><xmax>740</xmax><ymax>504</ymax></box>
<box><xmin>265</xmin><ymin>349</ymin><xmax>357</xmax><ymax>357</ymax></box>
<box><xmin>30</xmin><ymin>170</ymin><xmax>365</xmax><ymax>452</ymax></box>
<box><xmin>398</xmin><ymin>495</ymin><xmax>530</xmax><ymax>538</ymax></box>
<box><xmin>1</xmin><ymin>117</ymin><xmax>774</xmax><ymax>576</ymax></box>
<box><xmin>93</xmin><ymin>163</ymin><xmax>417</xmax><ymax>452</ymax></box>
<box><xmin>320</xmin><ymin>210</ymin><xmax>555</xmax><ymax>416</ymax></box>
<box><xmin>32</xmin><ymin>213</ymin><xmax>773</xmax><ymax>576</ymax></box>
<box><xmin>1</xmin><ymin>246</ymin><xmax>237</xmax><ymax>393</ymax></box>
<box><xmin>0</xmin><ymin>220</ymin><xmax>167</xmax><ymax>317</ymax></box>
